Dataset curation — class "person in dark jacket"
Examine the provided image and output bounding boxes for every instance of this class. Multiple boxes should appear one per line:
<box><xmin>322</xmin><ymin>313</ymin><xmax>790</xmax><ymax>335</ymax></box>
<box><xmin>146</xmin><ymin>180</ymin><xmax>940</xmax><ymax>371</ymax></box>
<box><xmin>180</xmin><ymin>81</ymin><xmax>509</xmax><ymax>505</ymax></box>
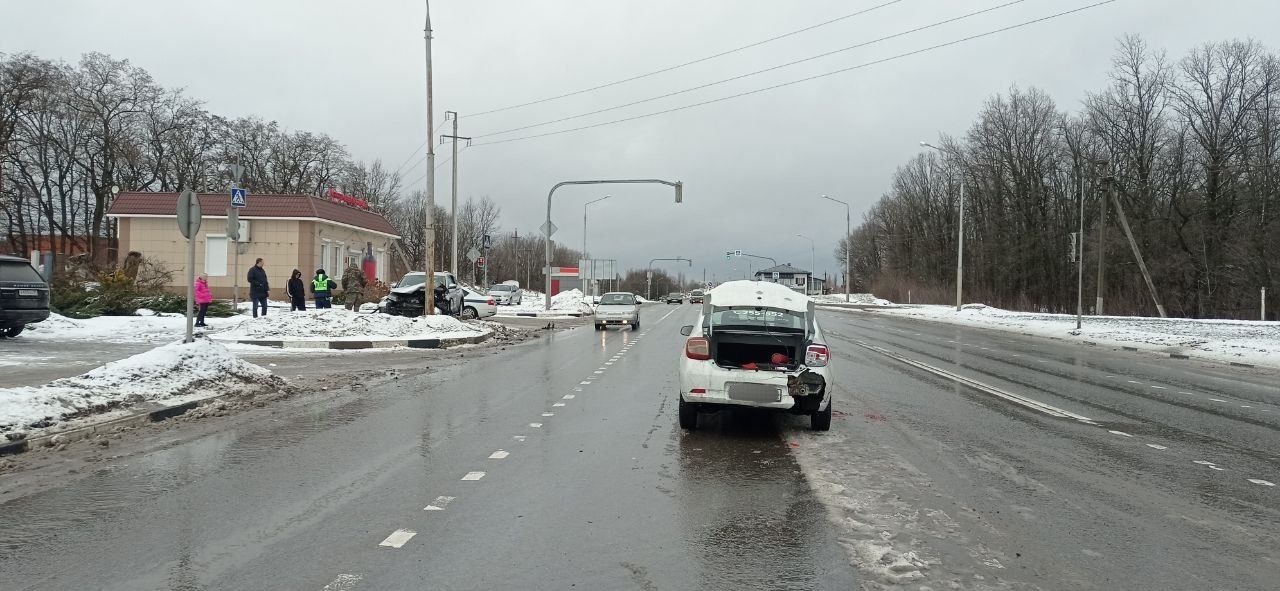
<box><xmin>287</xmin><ymin>269</ymin><xmax>306</xmax><ymax>311</ymax></box>
<box><xmin>248</xmin><ymin>258</ymin><xmax>270</xmax><ymax>318</ymax></box>
<box><xmin>312</xmin><ymin>268</ymin><xmax>333</xmax><ymax>309</ymax></box>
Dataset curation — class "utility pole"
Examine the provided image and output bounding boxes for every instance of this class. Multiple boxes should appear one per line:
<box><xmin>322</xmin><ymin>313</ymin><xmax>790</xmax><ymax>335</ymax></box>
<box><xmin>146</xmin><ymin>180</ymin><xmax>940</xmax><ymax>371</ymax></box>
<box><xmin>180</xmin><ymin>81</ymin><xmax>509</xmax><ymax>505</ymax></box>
<box><xmin>423</xmin><ymin>0</ymin><xmax>437</xmax><ymax>314</ymax></box>
<box><xmin>920</xmin><ymin>141</ymin><xmax>964</xmax><ymax>311</ymax></box>
<box><xmin>1110</xmin><ymin>186</ymin><xmax>1167</xmax><ymax>318</ymax></box>
<box><xmin>1076</xmin><ymin>177</ymin><xmax>1086</xmax><ymax>330</ymax></box>
<box><xmin>820</xmin><ymin>195</ymin><xmax>851</xmax><ymax>302</ymax></box>
<box><xmin>442</xmin><ymin>111</ymin><xmax>469</xmax><ymax>277</ymax></box>
<box><xmin>1095</xmin><ymin>168</ymin><xmax>1109</xmax><ymax>316</ymax></box>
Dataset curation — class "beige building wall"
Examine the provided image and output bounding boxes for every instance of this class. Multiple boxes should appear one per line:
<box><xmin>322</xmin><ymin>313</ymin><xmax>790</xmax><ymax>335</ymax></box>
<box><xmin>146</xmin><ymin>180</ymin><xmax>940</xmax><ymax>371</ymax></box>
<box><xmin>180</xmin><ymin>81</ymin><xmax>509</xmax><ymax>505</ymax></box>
<box><xmin>118</xmin><ymin>215</ymin><xmax>395</xmax><ymax>299</ymax></box>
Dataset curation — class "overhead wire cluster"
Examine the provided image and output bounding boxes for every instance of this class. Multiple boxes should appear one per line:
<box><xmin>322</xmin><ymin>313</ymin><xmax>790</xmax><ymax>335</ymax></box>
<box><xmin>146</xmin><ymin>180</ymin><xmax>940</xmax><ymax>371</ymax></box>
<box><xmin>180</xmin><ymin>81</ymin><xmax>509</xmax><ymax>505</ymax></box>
<box><xmin>395</xmin><ymin>0</ymin><xmax>1118</xmax><ymax>189</ymax></box>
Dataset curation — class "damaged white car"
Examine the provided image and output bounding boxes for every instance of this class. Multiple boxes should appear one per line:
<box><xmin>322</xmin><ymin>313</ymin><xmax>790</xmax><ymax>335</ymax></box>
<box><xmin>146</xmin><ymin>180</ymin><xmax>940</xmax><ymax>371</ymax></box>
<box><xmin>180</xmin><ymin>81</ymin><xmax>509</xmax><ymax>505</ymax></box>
<box><xmin>676</xmin><ymin>280</ymin><xmax>833</xmax><ymax>431</ymax></box>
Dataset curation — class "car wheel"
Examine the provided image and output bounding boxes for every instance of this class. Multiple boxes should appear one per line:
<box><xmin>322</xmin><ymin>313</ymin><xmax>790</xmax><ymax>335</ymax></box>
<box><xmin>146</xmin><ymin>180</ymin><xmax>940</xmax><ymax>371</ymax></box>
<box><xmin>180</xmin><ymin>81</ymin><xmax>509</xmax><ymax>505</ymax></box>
<box><xmin>5</xmin><ymin>326</ymin><xmax>25</xmax><ymax>338</ymax></box>
<box><xmin>678</xmin><ymin>398</ymin><xmax>698</xmax><ymax>430</ymax></box>
<box><xmin>460</xmin><ymin>306</ymin><xmax>478</xmax><ymax>320</ymax></box>
<box><xmin>594</xmin><ymin>324</ymin><xmax>604</xmax><ymax>331</ymax></box>
<box><xmin>632</xmin><ymin>321</ymin><xmax>640</xmax><ymax>330</ymax></box>
<box><xmin>811</xmin><ymin>400</ymin><xmax>832</xmax><ymax>431</ymax></box>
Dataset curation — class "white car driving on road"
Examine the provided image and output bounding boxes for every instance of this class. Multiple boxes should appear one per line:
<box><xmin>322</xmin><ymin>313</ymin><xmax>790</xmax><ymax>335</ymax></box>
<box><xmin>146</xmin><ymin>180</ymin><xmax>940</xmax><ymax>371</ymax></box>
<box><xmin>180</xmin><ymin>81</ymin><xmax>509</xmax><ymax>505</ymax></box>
<box><xmin>677</xmin><ymin>280</ymin><xmax>833</xmax><ymax>431</ymax></box>
<box><xmin>594</xmin><ymin>292</ymin><xmax>640</xmax><ymax>330</ymax></box>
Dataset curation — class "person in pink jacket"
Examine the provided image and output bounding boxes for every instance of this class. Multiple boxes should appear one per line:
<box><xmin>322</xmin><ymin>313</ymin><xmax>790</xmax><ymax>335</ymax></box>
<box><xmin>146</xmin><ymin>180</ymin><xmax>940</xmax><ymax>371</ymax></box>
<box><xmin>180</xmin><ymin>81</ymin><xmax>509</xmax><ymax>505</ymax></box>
<box><xmin>195</xmin><ymin>273</ymin><xmax>214</xmax><ymax>327</ymax></box>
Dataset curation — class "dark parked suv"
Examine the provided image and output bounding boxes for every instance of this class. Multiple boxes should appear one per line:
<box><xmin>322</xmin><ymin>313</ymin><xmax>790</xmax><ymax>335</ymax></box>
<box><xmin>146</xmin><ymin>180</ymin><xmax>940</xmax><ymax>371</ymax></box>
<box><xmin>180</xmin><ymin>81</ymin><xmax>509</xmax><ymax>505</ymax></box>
<box><xmin>0</xmin><ymin>255</ymin><xmax>51</xmax><ymax>337</ymax></box>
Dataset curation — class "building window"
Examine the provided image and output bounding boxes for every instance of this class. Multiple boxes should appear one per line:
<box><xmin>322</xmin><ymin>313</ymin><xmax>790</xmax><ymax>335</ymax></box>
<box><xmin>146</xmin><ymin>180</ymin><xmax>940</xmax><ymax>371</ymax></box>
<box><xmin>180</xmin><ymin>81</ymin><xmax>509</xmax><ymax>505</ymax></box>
<box><xmin>320</xmin><ymin>241</ymin><xmax>330</xmax><ymax>273</ymax></box>
<box><xmin>205</xmin><ymin>235</ymin><xmax>228</xmax><ymax>276</ymax></box>
<box><xmin>332</xmin><ymin>243</ymin><xmax>343</xmax><ymax>279</ymax></box>
<box><xmin>795</xmin><ymin>276</ymin><xmax>806</xmax><ymax>287</ymax></box>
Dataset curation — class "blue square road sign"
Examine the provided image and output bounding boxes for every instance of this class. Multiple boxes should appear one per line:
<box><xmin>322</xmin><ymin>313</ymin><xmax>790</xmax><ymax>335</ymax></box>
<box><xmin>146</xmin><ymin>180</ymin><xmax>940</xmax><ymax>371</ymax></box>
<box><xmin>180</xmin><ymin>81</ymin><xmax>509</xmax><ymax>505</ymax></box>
<box><xmin>230</xmin><ymin>187</ymin><xmax>248</xmax><ymax>208</ymax></box>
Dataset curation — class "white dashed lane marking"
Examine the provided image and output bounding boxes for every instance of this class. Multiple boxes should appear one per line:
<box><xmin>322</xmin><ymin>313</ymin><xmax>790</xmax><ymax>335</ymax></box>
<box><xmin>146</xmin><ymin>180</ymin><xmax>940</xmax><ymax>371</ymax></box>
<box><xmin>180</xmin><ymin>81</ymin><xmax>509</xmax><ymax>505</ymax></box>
<box><xmin>513</xmin><ymin>435</ymin><xmax>527</xmax><ymax>441</ymax></box>
<box><xmin>580</xmin><ymin>381</ymin><xmax>592</xmax><ymax>385</ymax></box>
<box><xmin>489</xmin><ymin>450</ymin><xmax>510</xmax><ymax>459</ymax></box>
<box><xmin>461</xmin><ymin>471</ymin><xmax>486</xmax><ymax>481</ymax></box>
<box><xmin>424</xmin><ymin>496</ymin><xmax>455</xmax><ymax>511</ymax></box>
<box><xmin>1150</xmin><ymin>385</ymin><xmax>1166</xmax><ymax>390</ymax></box>
<box><xmin>563</xmin><ymin>394</ymin><xmax>575</xmax><ymax>399</ymax></box>
<box><xmin>541</xmin><ymin>412</ymin><xmax>555</xmax><ymax>417</ymax></box>
<box><xmin>1146</xmin><ymin>444</ymin><xmax>1168</xmax><ymax>450</ymax></box>
<box><xmin>593</xmin><ymin>371</ymin><xmax>604</xmax><ymax>374</ymax></box>
<box><xmin>553</xmin><ymin>402</ymin><xmax>566</xmax><ymax>407</ymax></box>
<box><xmin>529</xmin><ymin>423</ymin><xmax>542</xmax><ymax>428</ymax></box>
<box><xmin>1248</xmin><ymin>479</ymin><xmax>1276</xmax><ymax>487</ymax></box>
<box><xmin>379</xmin><ymin>529</ymin><xmax>417</xmax><ymax>548</ymax></box>
<box><xmin>322</xmin><ymin>574</ymin><xmax>363</xmax><ymax>590</ymax></box>
<box><xmin>1108</xmin><ymin>430</ymin><xmax>1134</xmax><ymax>437</ymax></box>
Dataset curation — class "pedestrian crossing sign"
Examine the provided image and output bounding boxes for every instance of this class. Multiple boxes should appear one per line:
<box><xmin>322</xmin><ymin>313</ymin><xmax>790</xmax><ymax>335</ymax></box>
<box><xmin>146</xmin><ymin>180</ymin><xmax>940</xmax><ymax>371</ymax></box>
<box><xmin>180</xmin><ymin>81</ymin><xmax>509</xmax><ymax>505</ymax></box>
<box><xmin>230</xmin><ymin>187</ymin><xmax>247</xmax><ymax>208</ymax></box>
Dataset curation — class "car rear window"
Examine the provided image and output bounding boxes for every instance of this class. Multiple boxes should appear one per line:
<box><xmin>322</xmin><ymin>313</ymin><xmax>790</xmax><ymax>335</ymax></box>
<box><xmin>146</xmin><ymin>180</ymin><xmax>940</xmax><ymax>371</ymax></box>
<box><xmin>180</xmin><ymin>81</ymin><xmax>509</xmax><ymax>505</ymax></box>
<box><xmin>708</xmin><ymin>306</ymin><xmax>805</xmax><ymax>332</ymax></box>
<box><xmin>599</xmin><ymin>294</ymin><xmax>635</xmax><ymax>305</ymax></box>
<box><xmin>490</xmin><ymin>285</ymin><xmax>514</xmax><ymax>291</ymax></box>
<box><xmin>0</xmin><ymin>261</ymin><xmax>45</xmax><ymax>283</ymax></box>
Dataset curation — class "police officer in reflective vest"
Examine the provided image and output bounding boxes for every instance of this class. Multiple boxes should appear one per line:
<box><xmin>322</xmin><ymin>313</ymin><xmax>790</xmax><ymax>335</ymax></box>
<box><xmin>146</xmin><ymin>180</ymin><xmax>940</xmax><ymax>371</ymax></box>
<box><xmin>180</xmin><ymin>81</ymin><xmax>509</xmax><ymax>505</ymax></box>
<box><xmin>312</xmin><ymin>268</ymin><xmax>334</xmax><ymax>309</ymax></box>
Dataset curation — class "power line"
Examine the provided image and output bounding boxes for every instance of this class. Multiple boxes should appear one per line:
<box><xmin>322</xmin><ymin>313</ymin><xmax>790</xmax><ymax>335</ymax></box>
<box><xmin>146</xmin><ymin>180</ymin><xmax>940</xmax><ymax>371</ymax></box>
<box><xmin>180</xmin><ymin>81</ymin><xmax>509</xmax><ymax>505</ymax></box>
<box><xmin>391</xmin><ymin>138</ymin><xmax>429</xmax><ymax>177</ymax></box>
<box><xmin>404</xmin><ymin>145</ymin><xmax>469</xmax><ymax>192</ymax></box>
<box><xmin>473</xmin><ymin>0</ymin><xmax>1028</xmax><ymax>140</ymax></box>
<box><xmin>472</xmin><ymin>1</ymin><xmax>1118</xmax><ymax>147</ymax></box>
<box><xmin>468</xmin><ymin>0</ymin><xmax>909</xmax><ymax>118</ymax></box>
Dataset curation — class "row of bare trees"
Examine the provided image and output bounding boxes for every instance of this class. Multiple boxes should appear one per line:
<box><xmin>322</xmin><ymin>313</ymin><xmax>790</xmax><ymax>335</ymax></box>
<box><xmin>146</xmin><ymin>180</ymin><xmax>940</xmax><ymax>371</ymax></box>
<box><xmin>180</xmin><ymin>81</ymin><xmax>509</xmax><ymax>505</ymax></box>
<box><xmin>0</xmin><ymin>51</ymin><xmax>396</xmax><ymax>265</ymax></box>
<box><xmin>843</xmin><ymin>35</ymin><xmax>1279</xmax><ymax>319</ymax></box>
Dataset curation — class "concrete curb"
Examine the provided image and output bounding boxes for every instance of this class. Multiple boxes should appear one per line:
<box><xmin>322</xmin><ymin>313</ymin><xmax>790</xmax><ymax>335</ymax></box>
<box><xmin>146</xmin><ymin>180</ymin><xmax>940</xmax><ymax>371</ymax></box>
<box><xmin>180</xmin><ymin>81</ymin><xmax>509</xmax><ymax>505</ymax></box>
<box><xmin>218</xmin><ymin>331</ymin><xmax>493</xmax><ymax>350</ymax></box>
<box><xmin>0</xmin><ymin>393</ymin><xmax>232</xmax><ymax>457</ymax></box>
<box><xmin>506</xmin><ymin>312</ymin><xmax>587</xmax><ymax>318</ymax></box>
<box><xmin>823</xmin><ymin>307</ymin><xmax>1274</xmax><ymax>371</ymax></box>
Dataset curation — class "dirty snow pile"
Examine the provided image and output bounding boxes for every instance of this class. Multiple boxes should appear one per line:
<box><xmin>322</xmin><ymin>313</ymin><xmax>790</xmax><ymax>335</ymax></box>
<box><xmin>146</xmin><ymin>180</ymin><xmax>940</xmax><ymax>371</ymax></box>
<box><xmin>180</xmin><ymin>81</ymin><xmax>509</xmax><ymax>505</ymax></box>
<box><xmin>811</xmin><ymin>293</ymin><xmax>895</xmax><ymax>306</ymax></box>
<box><xmin>864</xmin><ymin>303</ymin><xmax>1280</xmax><ymax>367</ymax></box>
<box><xmin>0</xmin><ymin>339</ymin><xmax>282</xmax><ymax>438</ymax></box>
<box><xmin>212</xmin><ymin>308</ymin><xmax>488</xmax><ymax>341</ymax></box>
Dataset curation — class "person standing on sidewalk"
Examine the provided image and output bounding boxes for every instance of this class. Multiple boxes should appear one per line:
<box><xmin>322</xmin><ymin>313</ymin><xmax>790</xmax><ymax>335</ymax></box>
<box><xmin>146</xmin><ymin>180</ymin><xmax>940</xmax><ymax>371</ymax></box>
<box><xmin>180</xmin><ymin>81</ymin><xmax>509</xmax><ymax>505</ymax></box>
<box><xmin>312</xmin><ymin>268</ymin><xmax>333</xmax><ymax>309</ymax></box>
<box><xmin>287</xmin><ymin>269</ymin><xmax>306</xmax><ymax>311</ymax></box>
<box><xmin>248</xmin><ymin>258</ymin><xmax>270</xmax><ymax>318</ymax></box>
<box><xmin>194</xmin><ymin>273</ymin><xmax>213</xmax><ymax>327</ymax></box>
<box><xmin>341</xmin><ymin>264</ymin><xmax>367</xmax><ymax>311</ymax></box>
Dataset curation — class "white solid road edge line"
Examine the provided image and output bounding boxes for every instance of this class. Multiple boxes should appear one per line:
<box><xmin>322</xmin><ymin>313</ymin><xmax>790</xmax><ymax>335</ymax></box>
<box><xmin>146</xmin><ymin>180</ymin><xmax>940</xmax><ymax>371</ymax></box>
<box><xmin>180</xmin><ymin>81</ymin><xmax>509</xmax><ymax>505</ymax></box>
<box><xmin>378</xmin><ymin>529</ymin><xmax>417</xmax><ymax>548</ymax></box>
<box><xmin>854</xmin><ymin>340</ymin><xmax>1094</xmax><ymax>422</ymax></box>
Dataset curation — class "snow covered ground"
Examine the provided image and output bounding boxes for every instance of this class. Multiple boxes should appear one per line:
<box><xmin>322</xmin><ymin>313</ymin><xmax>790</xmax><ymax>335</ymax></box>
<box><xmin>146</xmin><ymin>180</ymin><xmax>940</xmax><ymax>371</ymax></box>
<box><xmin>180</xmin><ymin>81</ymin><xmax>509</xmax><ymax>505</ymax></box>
<box><xmin>211</xmin><ymin>308</ymin><xmax>488</xmax><ymax>341</ymax></box>
<box><xmin>0</xmin><ymin>339</ymin><xmax>283</xmax><ymax>439</ymax></box>
<box><xmin>852</xmin><ymin>302</ymin><xmax>1280</xmax><ymax>368</ymax></box>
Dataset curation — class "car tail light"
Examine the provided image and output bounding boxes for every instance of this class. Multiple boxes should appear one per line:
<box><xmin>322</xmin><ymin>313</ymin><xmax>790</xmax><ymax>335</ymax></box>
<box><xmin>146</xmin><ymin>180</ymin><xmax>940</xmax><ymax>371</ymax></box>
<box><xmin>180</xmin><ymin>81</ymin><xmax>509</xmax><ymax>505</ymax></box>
<box><xmin>690</xmin><ymin>388</ymin><xmax>707</xmax><ymax>394</ymax></box>
<box><xmin>805</xmin><ymin>344</ymin><xmax>830</xmax><ymax>367</ymax></box>
<box><xmin>685</xmin><ymin>337</ymin><xmax>710</xmax><ymax>360</ymax></box>
<box><xmin>487</xmin><ymin>298</ymin><xmax>495</xmax><ymax>305</ymax></box>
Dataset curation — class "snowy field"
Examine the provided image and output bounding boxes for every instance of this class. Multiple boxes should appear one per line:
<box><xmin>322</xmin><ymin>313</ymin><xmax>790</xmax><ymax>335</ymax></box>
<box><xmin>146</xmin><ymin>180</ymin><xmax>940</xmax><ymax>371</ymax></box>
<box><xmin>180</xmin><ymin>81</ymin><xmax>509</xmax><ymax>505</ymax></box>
<box><xmin>810</xmin><ymin>293</ymin><xmax>895</xmax><ymax>306</ymax></box>
<box><xmin>0</xmin><ymin>339</ymin><xmax>283</xmax><ymax>439</ymax></box>
<box><xmin>849</xmin><ymin>302</ymin><xmax>1280</xmax><ymax>368</ymax></box>
<box><xmin>21</xmin><ymin>312</ymin><xmax>241</xmax><ymax>344</ymax></box>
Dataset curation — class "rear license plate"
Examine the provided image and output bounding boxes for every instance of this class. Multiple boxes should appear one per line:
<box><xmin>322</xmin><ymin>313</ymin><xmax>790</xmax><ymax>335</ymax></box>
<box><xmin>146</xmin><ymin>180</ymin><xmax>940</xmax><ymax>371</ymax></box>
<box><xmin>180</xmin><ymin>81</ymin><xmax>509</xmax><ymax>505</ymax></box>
<box><xmin>727</xmin><ymin>382</ymin><xmax>782</xmax><ymax>403</ymax></box>
<box><xmin>18</xmin><ymin>289</ymin><xmax>38</xmax><ymax>297</ymax></box>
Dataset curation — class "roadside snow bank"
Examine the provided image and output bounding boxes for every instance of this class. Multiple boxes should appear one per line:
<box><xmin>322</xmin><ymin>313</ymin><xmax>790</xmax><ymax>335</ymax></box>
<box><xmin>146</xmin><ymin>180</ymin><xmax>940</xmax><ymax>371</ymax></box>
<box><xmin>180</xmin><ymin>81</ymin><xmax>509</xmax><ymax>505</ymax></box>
<box><xmin>211</xmin><ymin>308</ymin><xmax>488</xmax><ymax>341</ymax></box>
<box><xmin>1</xmin><ymin>339</ymin><xmax>282</xmax><ymax>438</ymax></box>
<box><xmin>863</xmin><ymin>304</ymin><xmax>1280</xmax><ymax>368</ymax></box>
<box><xmin>22</xmin><ymin>312</ymin><xmax>240</xmax><ymax>344</ymax></box>
<box><xmin>500</xmin><ymin>289</ymin><xmax>595</xmax><ymax>316</ymax></box>
<box><xmin>811</xmin><ymin>293</ymin><xmax>894</xmax><ymax>306</ymax></box>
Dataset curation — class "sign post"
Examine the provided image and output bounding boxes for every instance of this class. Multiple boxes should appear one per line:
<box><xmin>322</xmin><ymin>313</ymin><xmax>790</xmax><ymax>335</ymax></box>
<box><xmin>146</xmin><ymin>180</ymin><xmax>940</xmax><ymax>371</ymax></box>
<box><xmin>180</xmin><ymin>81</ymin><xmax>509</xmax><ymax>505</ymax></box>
<box><xmin>227</xmin><ymin>207</ymin><xmax>241</xmax><ymax>307</ymax></box>
<box><xmin>176</xmin><ymin>190</ymin><xmax>202</xmax><ymax>343</ymax></box>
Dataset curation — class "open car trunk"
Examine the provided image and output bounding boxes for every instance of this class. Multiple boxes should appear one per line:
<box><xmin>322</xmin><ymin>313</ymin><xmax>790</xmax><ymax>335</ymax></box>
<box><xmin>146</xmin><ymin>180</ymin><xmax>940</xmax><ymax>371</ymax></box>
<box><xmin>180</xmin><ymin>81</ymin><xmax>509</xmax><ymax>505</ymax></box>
<box><xmin>711</xmin><ymin>330</ymin><xmax>804</xmax><ymax>371</ymax></box>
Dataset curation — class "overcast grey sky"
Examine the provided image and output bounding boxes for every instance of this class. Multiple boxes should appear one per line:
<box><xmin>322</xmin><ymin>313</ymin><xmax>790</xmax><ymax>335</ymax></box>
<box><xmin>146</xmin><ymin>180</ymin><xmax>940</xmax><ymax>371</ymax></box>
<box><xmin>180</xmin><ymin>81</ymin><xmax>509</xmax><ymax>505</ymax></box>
<box><xmin>4</xmin><ymin>0</ymin><xmax>1278</xmax><ymax>282</ymax></box>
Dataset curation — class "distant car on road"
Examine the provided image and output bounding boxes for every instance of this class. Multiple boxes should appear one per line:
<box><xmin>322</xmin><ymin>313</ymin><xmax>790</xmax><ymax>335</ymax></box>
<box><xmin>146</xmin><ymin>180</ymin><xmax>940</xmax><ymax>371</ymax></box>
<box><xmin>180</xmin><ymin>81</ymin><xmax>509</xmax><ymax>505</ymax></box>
<box><xmin>460</xmin><ymin>287</ymin><xmax>497</xmax><ymax>319</ymax></box>
<box><xmin>664</xmin><ymin>293</ymin><xmax>684</xmax><ymax>304</ymax></box>
<box><xmin>594</xmin><ymin>292</ymin><xmax>640</xmax><ymax>330</ymax></box>
<box><xmin>688</xmin><ymin>289</ymin><xmax>706</xmax><ymax>304</ymax></box>
<box><xmin>380</xmin><ymin>271</ymin><xmax>464</xmax><ymax>316</ymax></box>
<box><xmin>488</xmin><ymin>283</ymin><xmax>522</xmax><ymax>305</ymax></box>
<box><xmin>676</xmin><ymin>281</ymin><xmax>833</xmax><ymax>431</ymax></box>
<box><xmin>0</xmin><ymin>255</ymin><xmax>50</xmax><ymax>338</ymax></box>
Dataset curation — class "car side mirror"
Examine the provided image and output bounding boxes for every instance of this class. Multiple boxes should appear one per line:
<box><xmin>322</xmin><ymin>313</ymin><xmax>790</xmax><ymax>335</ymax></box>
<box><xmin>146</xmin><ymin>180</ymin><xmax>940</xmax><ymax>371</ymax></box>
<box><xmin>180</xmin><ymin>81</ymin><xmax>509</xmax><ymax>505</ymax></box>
<box><xmin>390</xmin><ymin>282</ymin><xmax>398</xmax><ymax>288</ymax></box>
<box><xmin>680</xmin><ymin>325</ymin><xmax>693</xmax><ymax>336</ymax></box>
<box><xmin>447</xmin><ymin>283</ymin><xmax>458</xmax><ymax>290</ymax></box>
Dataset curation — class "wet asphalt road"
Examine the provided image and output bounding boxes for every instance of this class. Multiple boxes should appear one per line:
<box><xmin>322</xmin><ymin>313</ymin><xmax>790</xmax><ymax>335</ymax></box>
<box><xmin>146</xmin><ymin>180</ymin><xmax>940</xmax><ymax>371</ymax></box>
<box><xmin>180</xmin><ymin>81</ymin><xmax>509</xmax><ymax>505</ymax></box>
<box><xmin>815</xmin><ymin>308</ymin><xmax>1280</xmax><ymax>590</ymax></box>
<box><xmin>0</xmin><ymin>304</ymin><xmax>854</xmax><ymax>590</ymax></box>
<box><xmin>3</xmin><ymin>303</ymin><xmax>1277</xmax><ymax>590</ymax></box>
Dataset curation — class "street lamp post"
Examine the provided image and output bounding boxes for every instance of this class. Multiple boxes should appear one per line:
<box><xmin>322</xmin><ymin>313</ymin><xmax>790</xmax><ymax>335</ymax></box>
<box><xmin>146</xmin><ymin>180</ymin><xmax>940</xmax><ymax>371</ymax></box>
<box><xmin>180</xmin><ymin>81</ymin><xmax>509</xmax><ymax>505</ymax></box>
<box><xmin>583</xmin><ymin>195</ymin><xmax>611</xmax><ymax>298</ymax></box>
<box><xmin>819</xmin><ymin>195</ymin><xmax>851</xmax><ymax>302</ymax></box>
<box><xmin>796</xmin><ymin>233</ymin><xmax>814</xmax><ymax>295</ymax></box>
<box><xmin>920</xmin><ymin>141</ymin><xmax>964</xmax><ymax>312</ymax></box>
<box><xmin>544</xmin><ymin>179</ymin><xmax>683</xmax><ymax>310</ymax></box>
<box><xmin>647</xmin><ymin>257</ymin><xmax>692</xmax><ymax>300</ymax></box>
